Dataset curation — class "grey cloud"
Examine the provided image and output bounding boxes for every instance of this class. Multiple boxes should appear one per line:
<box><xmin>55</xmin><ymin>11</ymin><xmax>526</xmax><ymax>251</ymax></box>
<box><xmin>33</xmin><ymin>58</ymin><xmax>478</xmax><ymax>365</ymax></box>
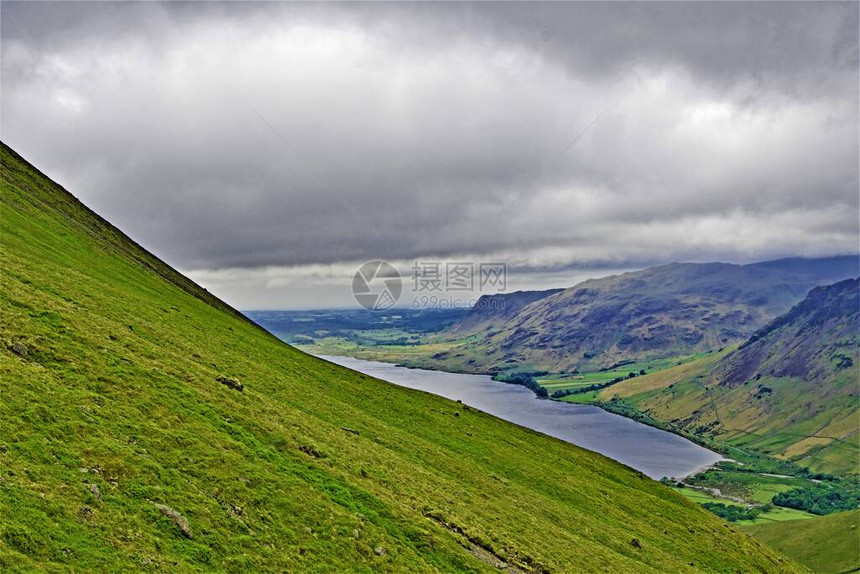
<box><xmin>8</xmin><ymin>2</ymin><xmax>855</xmax><ymax>97</ymax></box>
<box><xmin>1</xmin><ymin>1</ymin><xmax>857</xmax><ymax>290</ymax></box>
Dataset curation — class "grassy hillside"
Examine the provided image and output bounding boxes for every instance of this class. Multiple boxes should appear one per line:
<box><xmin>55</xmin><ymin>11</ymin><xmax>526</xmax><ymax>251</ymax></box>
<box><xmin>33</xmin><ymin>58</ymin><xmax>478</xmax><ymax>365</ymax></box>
<box><xmin>599</xmin><ymin>350</ymin><xmax>731</xmax><ymax>401</ymax></box>
<box><xmin>597</xmin><ymin>280</ymin><xmax>859</xmax><ymax>474</ymax></box>
<box><xmin>429</xmin><ymin>258</ymin><xmax>857</xmax><ymax>374</ymax></box>
<box><xmin>742</xmin><ymin>511</ymin><xmax>860</xmax><ymax>574</ymax></box>
<box><xmin>0</xmin><ymin>142</ymin><xmax>803</xmax><ymax>572</ymax></box>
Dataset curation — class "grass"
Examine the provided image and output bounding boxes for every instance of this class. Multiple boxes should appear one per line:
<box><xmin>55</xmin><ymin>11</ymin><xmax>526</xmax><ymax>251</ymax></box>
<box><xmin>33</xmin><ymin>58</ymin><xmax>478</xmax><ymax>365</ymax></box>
<box><xmin>742</xmin><ymin>510</ymin><xmax>860</xmax><ymax>574</ymax></box>
<box><xmin>671</xmin><ymin>488</ymin><xmax>816</xmax><ymax>526</ymax></box>
<box><xmin>672</xmin><ymin>488</ymin><xmax>746</xmax><ymax>507</ymax></box>
<box><xmin>685</xmin><ymin>469</ymin><xmax>807</xmax><ymax>504</ymax></box>
<box><xmin>298</xmin><ymin>334</ymin><xmax>461</xmax><ymax>366</ymax></box>
<box><xmin>536</xmin><ymin>353</ymin><xmax>714</xmax><ymax>393</ymax></box>
<box><xmin>744</xmin><ymin>507</ymin><xmax>819</xmax><ymax>525</ymax></box>
<box><xmin>0</xmin><ymin>143</ymin><xmax>807</xmax><ymax>572</ymax></box>
<box><xmin>597</xmin><ymin>350</ymin><xmax>730</xmax><ymax>400</ymax></box>
<box><xmin>560</xmin><ymin>390</ymin><xmax>603</xmax><ymax>404</ymax></box>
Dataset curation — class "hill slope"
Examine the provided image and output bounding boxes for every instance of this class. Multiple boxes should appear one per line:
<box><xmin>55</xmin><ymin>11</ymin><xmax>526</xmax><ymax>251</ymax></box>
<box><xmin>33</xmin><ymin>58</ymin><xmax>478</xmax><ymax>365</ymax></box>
<box><xmin>449</xmin><ymin>290</ymin><xmax>562</xmax><ymax>336</ymax></box>
<box><xmin>436</xmin><ymin>258</ymin><xmax>857</xmax><ymax>374</ymax></box>
<box><xmin>0</xmin><ymin>142</ymin><xmax>802</xmax><ymax>571</ymax></box>
<box><xmin>602</xmin><ymin>278</ymin><xmax>860</xmax><ymax>474</ymax></box>
<box><xmin>742</xmin><ymin>510</ymin><xmax>860</xmax><ymax>574</ymax></box>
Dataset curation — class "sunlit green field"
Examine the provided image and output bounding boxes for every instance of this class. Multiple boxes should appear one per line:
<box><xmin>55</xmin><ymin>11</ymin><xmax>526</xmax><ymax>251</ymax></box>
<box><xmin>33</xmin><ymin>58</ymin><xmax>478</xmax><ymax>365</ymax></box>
<box><xmin>671</xmin><ymin>488</ymin><xmax>816</xmax><ymax>525</ymax></box>
<box><xmin>536</xmin><ymin>353</ymin><xmax>713</xmax><ymax>393</ymax></box>
<box><xmin>561</xmin><ymin>390</ymin><xmax>603</xmax><ymax>404</ymax></box>
<box><xmin>686</xmin><ymin>469</ymin><xmax>808</xmax><ymax>504</ymax></box>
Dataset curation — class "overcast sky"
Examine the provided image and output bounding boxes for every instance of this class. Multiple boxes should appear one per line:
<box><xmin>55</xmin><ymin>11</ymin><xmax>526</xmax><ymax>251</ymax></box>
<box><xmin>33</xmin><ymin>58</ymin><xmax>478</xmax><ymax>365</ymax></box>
<box><xmin>2</xmin><ymin>2</ymin><xmax>858</xmax><ymax>309</ymax></box>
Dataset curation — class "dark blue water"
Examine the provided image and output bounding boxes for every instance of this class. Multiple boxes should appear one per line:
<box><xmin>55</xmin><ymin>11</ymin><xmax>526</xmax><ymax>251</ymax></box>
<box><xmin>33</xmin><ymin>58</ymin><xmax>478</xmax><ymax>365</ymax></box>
<box><xmin>321</xmin><ymin>355</ymin><xmax>722</xmax><ymax>479</ymax></box>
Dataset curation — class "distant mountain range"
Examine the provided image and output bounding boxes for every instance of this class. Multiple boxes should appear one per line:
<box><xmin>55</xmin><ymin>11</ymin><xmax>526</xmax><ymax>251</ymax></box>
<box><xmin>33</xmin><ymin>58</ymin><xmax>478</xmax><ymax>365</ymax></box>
<box><xmin>603</xmin><ymin>278</ymin><xmax>859</xmax><ymax>474</ymax></box>
<box><xmin>437</xmin><ymin>256</ymin><xmax>858</xmax><ymax>373</ymax></box>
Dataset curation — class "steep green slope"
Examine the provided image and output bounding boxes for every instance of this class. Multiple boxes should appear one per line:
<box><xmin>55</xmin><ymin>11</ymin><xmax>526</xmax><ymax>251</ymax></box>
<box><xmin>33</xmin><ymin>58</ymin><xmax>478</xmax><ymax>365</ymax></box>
<box><xmin>602</xmin><ymin>279</ymin><xmax>860</xmax><ymax>474</ymax></box>
<box><xmin>742</xmin><ymin>511</ymin><xmax>860</xmax><ymax>574</ymax></box>
<box><xmin>435</xmin><ymin>259</ymin><xmax>857</xmax><ymax>374</ymax></box>
<box><xmin>0</xmin><ymin>143</ymin><xmax>801</xmax><ymax>572</ymax></box>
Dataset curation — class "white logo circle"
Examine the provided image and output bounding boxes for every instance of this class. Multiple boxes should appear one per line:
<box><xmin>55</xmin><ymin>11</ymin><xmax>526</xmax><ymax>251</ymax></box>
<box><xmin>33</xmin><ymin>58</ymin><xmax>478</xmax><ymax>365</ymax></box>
<box><xmin>352</xmin><ymin>261</ymin><xmax>402</xmax><ymax>311</ymax></box>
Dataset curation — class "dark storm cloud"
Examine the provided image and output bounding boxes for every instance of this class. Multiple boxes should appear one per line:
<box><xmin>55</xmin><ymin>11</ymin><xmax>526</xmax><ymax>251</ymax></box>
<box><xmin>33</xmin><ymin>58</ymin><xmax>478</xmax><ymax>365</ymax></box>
<box><xmin>1</xmin><ymin>2</ymin><xmax>858</xmax><ymax>306</ymax></box>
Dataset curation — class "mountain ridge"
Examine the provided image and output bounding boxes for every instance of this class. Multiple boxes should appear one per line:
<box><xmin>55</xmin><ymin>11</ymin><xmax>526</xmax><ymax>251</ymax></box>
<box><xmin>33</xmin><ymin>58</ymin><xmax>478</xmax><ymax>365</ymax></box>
<box><xmin>437</xmin><ymin>257</ymin><xmax>858</xmax><ymax>374</ymax></box>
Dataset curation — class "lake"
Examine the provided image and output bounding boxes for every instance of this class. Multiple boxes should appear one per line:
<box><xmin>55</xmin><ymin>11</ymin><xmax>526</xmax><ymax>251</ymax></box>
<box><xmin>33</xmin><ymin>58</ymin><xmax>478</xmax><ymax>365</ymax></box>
<box><xmin>321</xmin><ymin>355</ymin><xmax>722</xmax><ymax>480</ymax></box>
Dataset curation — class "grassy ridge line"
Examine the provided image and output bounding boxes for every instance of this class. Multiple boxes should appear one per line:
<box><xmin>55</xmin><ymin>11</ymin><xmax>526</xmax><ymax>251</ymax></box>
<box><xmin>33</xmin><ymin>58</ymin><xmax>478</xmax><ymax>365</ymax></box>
<box><xmin>0</xmin><ymin>142</ymin><xmax>801</xmax><ymax>572</ymax></box>
<box><xmin>0</xmin><ymin>144</ymin><xmax>259</xmax><ymax>331</ymax></box>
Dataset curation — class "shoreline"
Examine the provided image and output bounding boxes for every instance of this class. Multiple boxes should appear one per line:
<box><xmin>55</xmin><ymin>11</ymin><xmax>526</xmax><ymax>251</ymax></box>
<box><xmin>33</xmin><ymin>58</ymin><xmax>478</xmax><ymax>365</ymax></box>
<box><xmin>315</xmin><ymin>350</ymin><xmax>724</xmax><ymax>479</ymax></box>
<box><xmin>678</xmin><ymin>459</ymin><xmax>725</xmax><ymax>481</ymax></box>
<box><xmin>303</xmin><ymin>345</ymin><xmax>729</xmax><ymax>470</ymax></box>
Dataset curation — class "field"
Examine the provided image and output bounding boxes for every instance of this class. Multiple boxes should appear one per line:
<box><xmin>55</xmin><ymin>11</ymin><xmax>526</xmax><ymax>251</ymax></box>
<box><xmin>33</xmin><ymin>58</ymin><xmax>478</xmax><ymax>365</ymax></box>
<box><xmin>296</xmin><ymin>333</ymin><xmax>461</xmax><ymax>364</ymax></box>
<box><xmin>742</xmin><ymin>510</ymin><xmax>860</xmax><ymax>574</ymax></box>
<box><xmin>536</xmin><ymin>353</ymin><xmax>715</xmax><ymax>393</ymax></box>
<box><xmin>597</xmin><ymin>350</ymin><xmax>731</xmax><ymax>400</ymax></box>
<box><xmin>671</xmin><ymin>488</ymin><xmax>816</xmax><ymax>525</ymax></box>
<box><xmin>560</xmin><ymin>390</ymin><xmax>603</xmax><ymax>404</ymax></box>
<box><xmin>685</xmin><ymin>469</ymin><xmax>807</xmax><ymax>504</ymax></box>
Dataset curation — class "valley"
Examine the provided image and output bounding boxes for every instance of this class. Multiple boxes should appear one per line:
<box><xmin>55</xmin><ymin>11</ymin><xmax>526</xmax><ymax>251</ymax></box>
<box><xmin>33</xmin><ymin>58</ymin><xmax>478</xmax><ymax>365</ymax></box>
<box><xmin>266</xmin><ymin>269</ymin><xmax>859</xmax><ymax>556</ymax></box>
<box><xmin>4</xmin><ymin>2</ymin><xmax>858</xmax><ymax>572</ymax></box>
<box><xmin>2</xmin><ymin>143</ymin><xmax>807</xmax><ymax>571</ymax></box>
